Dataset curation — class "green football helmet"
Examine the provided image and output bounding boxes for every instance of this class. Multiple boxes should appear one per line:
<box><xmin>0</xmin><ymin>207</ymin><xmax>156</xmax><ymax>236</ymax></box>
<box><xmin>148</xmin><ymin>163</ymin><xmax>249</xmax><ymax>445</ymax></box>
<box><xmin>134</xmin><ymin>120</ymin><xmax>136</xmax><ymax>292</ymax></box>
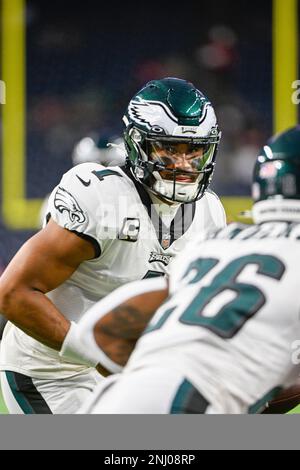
<box><xmin>252</xmin><ymin>126</ymin><xmax>300</xmax><ymax>223</ymax></box>
<box><xmin>123</xmin><ymin>77</ymin><xmax>221</xmax><ymax>203</ymax></box>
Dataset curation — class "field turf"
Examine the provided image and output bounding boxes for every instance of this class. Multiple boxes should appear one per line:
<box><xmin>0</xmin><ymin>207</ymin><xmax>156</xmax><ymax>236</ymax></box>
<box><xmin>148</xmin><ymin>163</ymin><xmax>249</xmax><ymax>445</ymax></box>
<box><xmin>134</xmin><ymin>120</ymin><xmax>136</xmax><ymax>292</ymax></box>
<box><xmin>0</xmin><ymin>388</ymin><xmax>8</xmax><ymax>414</ymax></box>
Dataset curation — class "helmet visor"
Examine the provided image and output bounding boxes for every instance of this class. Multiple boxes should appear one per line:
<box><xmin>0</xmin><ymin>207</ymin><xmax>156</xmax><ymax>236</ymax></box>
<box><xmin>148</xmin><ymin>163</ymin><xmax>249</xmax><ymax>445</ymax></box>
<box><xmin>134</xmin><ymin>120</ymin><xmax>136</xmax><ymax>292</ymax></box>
<box><xmin>146</xmin><ymin>140</ymin><xmax>215</xmax><ymax>182</ymax></box>
<box><xmin>148</xmin><ymin>140</ymin><xmax>215</xmax><ymax>169</ymax></box>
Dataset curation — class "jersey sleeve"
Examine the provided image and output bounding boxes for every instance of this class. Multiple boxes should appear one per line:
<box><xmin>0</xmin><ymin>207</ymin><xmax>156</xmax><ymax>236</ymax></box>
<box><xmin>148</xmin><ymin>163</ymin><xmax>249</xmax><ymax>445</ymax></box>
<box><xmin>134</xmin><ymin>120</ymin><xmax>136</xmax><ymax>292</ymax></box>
<box><xmin>46</xmin><ymin>163</ymin><xmax>105</xmax><ymax>256</ymax></box>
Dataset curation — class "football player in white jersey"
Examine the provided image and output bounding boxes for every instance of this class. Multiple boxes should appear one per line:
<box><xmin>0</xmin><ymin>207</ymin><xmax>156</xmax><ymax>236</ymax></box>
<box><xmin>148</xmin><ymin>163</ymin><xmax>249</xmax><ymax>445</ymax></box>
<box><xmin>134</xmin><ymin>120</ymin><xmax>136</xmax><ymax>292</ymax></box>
<box><xmin>0</xmin><ymin>78</ymin><xmax>226</xmax><ymax>413</ymax></box>
<box><xmin>76</xmin><ymin>126</ymin><xmax>300</xmax><ymax>414</ymax></box>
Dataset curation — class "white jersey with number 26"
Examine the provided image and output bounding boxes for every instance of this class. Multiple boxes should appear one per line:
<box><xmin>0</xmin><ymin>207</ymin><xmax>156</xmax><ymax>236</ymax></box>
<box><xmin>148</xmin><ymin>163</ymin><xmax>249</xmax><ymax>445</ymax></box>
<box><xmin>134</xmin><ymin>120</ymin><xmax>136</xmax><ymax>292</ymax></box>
<box><xmin>125</xmin><ymin>221</ymin><xmax>300</xmax><ymax>413</ymax></box>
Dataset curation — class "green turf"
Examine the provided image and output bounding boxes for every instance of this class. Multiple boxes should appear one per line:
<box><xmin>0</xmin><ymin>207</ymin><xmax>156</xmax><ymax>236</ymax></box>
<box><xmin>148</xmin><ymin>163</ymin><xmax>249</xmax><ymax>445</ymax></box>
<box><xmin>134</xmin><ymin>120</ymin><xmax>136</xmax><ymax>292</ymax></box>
<box><xmin>0</xmin><ymin>387</ymin><xmax>8</xmax><ymax>414</ymax></box>
<box><xmin>288</xmin><ymin>404</ymin><xmax>300</xmax><ymax>414</ymax></box>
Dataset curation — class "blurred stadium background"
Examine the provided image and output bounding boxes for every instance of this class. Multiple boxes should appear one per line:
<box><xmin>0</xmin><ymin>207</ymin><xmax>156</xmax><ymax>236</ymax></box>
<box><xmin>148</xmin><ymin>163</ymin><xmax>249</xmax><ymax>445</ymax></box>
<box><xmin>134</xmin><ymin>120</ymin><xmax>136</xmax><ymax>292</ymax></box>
<box><xmin>0</xmin><ymin>0</ymin><xmax>299</xmax><ymax>413</ymax></box>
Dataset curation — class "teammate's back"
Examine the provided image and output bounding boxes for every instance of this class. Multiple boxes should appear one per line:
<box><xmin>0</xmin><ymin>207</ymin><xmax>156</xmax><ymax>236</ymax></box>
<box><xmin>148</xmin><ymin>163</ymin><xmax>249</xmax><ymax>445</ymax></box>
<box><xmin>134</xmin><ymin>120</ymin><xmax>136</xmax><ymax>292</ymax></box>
<box><xmin>125</xmin><ymin>221</ymin><xmax>300</xmax><ymax>413</ymax></box>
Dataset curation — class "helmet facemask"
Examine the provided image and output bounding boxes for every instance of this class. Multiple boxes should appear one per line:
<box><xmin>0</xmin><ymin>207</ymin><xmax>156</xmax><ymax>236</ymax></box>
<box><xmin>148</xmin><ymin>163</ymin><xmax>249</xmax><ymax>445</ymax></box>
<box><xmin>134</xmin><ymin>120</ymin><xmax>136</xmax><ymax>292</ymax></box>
<box><xmin>125</xmin><ymin>126</ymin><xmax>220</xmax><ymax>203</ymax></box>
<box><xmin>123</xmin><ymin>77</ymin><xmax>221</xmax><ymax>203</ymax></box>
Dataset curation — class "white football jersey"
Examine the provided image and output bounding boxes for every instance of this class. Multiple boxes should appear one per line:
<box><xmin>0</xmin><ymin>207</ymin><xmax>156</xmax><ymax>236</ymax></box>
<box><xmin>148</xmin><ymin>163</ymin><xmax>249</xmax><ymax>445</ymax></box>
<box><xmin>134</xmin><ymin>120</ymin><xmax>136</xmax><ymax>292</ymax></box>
<box><xmin>0</xmin><ymin>162</ymin><xmax>226</xmax><ymax>379</ymax></box>
<box><xmin>125</xmin><ymin>221</ymin><xmax>300</xmax><ymax>413</ymax></box>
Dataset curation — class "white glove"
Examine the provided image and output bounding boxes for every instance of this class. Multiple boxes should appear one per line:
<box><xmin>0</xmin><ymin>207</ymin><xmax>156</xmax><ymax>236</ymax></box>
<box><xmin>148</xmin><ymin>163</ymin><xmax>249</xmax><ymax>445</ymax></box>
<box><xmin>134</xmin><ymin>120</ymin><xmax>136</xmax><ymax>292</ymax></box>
<box><xmin>60</xmin><ymin>321</ymin><xmax>123</xmax><ymax>373</ymax></box>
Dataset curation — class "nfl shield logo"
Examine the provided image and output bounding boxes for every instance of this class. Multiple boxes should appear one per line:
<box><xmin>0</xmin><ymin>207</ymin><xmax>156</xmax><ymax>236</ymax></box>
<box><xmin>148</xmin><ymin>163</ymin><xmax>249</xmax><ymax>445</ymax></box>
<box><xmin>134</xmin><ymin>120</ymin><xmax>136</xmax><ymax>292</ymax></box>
<box><xmin>162</xmin><ymin>233</ymin><xmax>171</xmax><ymax>249</ymax></box>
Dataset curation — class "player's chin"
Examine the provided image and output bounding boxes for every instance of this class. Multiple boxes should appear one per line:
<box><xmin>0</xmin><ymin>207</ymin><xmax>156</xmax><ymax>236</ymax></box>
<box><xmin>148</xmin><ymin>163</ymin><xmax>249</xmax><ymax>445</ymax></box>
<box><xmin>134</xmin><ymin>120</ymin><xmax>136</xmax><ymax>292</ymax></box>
<box><xmin>260</xmin><ymin>382</ymin><xmax>300</xmax><ymax>414</ymax></box>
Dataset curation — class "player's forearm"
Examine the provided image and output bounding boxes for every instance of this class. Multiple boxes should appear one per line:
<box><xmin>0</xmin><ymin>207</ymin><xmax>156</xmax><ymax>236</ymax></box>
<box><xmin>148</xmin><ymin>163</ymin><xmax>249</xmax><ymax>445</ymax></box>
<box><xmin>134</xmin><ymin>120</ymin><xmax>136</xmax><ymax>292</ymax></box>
<box><xmin>0</xmin><ymin>286</ymin><xmax>70</xmax><ymax>350</ymax></box>
<box><xmin>96</xmin><ymin>304</ymin><xmax>154</xmax><ymax>341</ymax></box>
<box><xmin>93</xmin><ymin>287</ymin><xmax>168</xmax><ymax>365</ymax></box>
<box><xmin>94</xmin><ymin>286</ymin><xmax>169</xmax><ymax>341</ymax></box>
<box><xmin>75</xmin><ymin>277</ymin><xmax>168</xmax><ymax>372</ymax></box>
<box><xmin>93</xmin><ymin>334</ymin><xmax>136</xmax><ymax>366</ymax></box>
